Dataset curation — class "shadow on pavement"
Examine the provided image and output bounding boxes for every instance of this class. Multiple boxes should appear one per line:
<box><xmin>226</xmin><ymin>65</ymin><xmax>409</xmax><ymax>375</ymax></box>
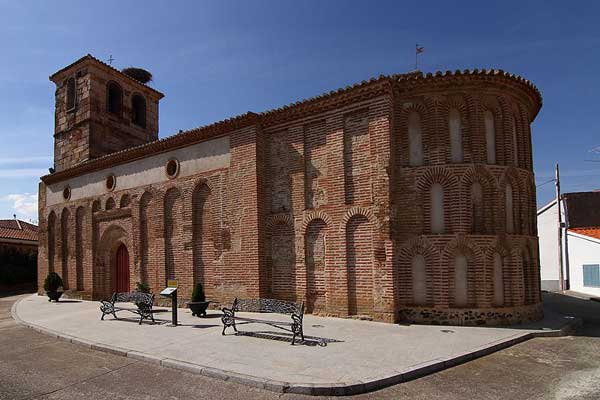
<box><xmin>231</xmin><ymin>329</ymin><xmax>343</xmax><ymax>347</ymax></box>
<box><xmin>542</xmin><ymin>291</ymin><xmax>600</xmax><ymax>338</ymax></box>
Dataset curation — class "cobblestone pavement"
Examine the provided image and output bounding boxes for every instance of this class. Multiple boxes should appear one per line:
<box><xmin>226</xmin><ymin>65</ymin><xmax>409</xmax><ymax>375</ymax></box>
<box><xmin>1</xmin><ymin>291</ymin><xmax>599</xmax><ymax>400</ymax></box>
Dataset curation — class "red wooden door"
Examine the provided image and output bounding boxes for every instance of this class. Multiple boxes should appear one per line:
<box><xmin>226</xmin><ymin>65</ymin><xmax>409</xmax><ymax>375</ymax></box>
<box><xmin>115</xmin><ymin>244</ymin><xmax>130</xmax><ymax>292</ymax></box>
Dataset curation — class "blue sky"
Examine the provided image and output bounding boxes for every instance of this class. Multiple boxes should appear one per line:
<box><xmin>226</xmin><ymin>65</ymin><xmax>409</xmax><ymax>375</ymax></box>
<box><xmin>0</xmin><ymin>0</ymin><xmax>599</xmax><ymax>222</ymax></box>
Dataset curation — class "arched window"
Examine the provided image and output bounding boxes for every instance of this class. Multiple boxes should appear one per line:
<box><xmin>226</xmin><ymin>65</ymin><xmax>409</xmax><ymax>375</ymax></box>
<box><xmin>107</xmin><ymin>82</ymin><xmax>123</xmax><ymax>116</ymax></box>
<box><xmin>471</xmin><ymin>182</ymin><xmax>484</xmax><ymax>234</ymax></box>
<box><xmin>449</xmin><ymin>108</ymin><xmax>463</xmax><ymax>163</ymax></box>
<box><xmin>511</xmin><ymin>115</ymin><xmax>519</xmax><ymax>167</ymax></box>
<box><xmin>493</xmin><ymin>253</ymin><xmax>504</xmax><ymax>306</ymax></box>
<box><xmin>430</xmin><ymin>183</ymin><xmax>445</xmax><ymax>234</ymax></box>
<box><xmin>105</xmin><ymin>197</ymin><xmax>115</xmax><ymax>211</ymax></box>
<box><xmin>408</xmin><ymin>111</ymin><xmax>423</xmax><ymax>166</ymax></box>
<box><xmin>484</xmin><ymin>110</ymin><xmax>496</xmax><ymax>164</ymax></box>
<box><xmin>66</xmin><ymin>77</ymin><xmax>76</xmax><ymax>111</ymax></box>
<box><xmin>454</xmin><ymin>254</ymin><xmax>468</xmax><ymax>306</ymax></box>
<box><xmin>411</xmin><ymin>255</ymin><xmax>427</xmax><ymax>305</ymax></box>
<box><xmin>505</xmin><ymin>183</ymin><xmax>514</xmax><ymax>234</ymax></box>
<box><xmin>132</xmin><ymin>94</ymin><xmax>146</xmax><ymax>128</ymax></box>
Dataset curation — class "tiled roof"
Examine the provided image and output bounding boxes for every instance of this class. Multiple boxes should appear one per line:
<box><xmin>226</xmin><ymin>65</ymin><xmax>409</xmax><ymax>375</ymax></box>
<box><xmin>0</xmin><ymin>219</ymin><xmax>38</xmax><ymax>242</ymax></box>
<box><xmin>41</xmin><ymin>66</ymin><xmax>542</xmax><ymax>185</ymax></box>
<box><xmin>569</xmin><ymin>227</ymin><xmax>600</xmax><ymax>241</ymax></box>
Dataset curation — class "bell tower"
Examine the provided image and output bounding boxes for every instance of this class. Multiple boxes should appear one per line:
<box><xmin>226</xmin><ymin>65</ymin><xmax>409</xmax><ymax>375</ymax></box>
<box><xmin>49</xmin><ymin>54</ymin><xmax>164</xmax><ymax>172</ymax></box>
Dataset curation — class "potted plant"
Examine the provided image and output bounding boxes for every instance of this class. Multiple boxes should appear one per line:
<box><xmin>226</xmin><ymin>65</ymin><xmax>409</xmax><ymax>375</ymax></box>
<box><xmin>44</xmin><ymin>272</ymin><xmax>63</xmax><ymax>302</ymax></box>
<box><xmin>134</xmin><ymin>281</ymin><xmax>151</xmax><ymax>308</ymax></box>
<box><xmin>188</xmin><ymin>282</ymin><xmax>210</xmax><ymax>317</ymax></box>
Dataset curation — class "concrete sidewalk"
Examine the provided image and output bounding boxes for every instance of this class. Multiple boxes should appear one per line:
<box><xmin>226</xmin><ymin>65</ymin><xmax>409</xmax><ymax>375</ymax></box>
<box><xmin>12</xmin><ymin>294</ymin><xmax>579</xmax><ymax>396</ymax></box>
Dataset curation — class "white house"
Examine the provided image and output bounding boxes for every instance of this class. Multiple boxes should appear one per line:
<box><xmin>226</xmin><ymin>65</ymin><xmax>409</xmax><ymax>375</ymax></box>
<box><xmin>538</xmin><ymin>191</ymin><xmax>600</xmax><ymax>297</ymax></box>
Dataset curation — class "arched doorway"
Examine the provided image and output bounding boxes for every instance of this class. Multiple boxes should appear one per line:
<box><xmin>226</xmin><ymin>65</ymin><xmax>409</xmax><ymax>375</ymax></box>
<box><xmin>115</xmin><ymin>244</ymin><xmax>130</xmax><ymax>292</ymax></box>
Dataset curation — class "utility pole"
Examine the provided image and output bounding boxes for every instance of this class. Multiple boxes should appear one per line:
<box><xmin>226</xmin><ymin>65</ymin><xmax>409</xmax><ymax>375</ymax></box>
<box><xmin>556</xmin><ymin>163</ymin><xmax>564</xmax><ymax>291</ymax></box>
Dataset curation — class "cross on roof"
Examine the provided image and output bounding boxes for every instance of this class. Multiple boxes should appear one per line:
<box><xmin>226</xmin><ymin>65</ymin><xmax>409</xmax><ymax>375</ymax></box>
<box><xmin>107</xmin><ymin>55</ymin><xmax>115</xmax><ymax>65</ymax></box>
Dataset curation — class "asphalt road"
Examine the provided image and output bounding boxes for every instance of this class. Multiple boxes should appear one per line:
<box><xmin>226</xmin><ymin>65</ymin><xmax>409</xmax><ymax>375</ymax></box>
<box><xmin>1</xmin><ymin>291</ymin><xmax>599</xmax><ymax>400</ymax></box>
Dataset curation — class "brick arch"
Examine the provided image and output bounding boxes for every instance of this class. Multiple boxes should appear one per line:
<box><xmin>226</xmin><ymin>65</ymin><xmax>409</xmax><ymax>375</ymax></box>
<box><xmin>47</xmin><ymin>210</ymin><xmax>57</xmax><ymax>274</ymax></box>
<box><xmin>442</xmin><ymin>236</ymin><xmax>483</xmax><ymax>307</ymax></box>
<box><xmin>499</xmin><ymin>167</ymin><xmax>524</xmax><ymax>235</ymax></box>
<box><xmin>396</xmin><ymin>236</ymin><xmax>439</xmax><ymax>306</ymax></box>
<box><xmin>60</xmin><ymin>207</ymin><xmax>71</xmax><ymax>290</ymax></box>
<box><xmin>301</xmin><ymin>210</ymin><xmax>332</xmax><ymax>233</ymax></box>
<box><xmin>416</xmin><ymin>167</ymin><xmax>458</xmax><ymax>234</ymax></box>
<box><xmin>340</xmin><ymin>207</ymin><xmax>378</xmax><ymax>231</ymax></box>
<box><xmin>267</xmin><ymin>213</ymin><xmax>294</xmax><ymax>231</ymax></box>
<box><xmin>304</xmin><ymin>218</ymin><xmax>329</xmax><ymax>313</ymax></box>
<box><xmin>105</xmin><ymin>197</ymin><xmax>115</xmax><ymax>211</ymax></box>
<box><xmin>75</xmin><ymin>206</ymin><xmax>85</xmax><ymax>291</ymax></box>
<box><xmin>439</xmin><ymin>95</ymin><xmax>471</xmax><ymax>163</ymax></box>
<box><xmin>119</xmin><ymin>193</ymin><xmax>130</xmax><ymax>208</ymax></box>
<box><xmin>480</xmin><ymin>96</ymin><xmax>503</xmax><ymax>164</ymax></box>
<box><xmin>269</xmin><ymin>216</ymin><xmax>297</xmax><ymax>302</ymax></box>
<box><xmin>96</xmin><ymin>223</ymin><xmax>132</xmax><ymax>298</ymax></box>
<box><xmin>460</xmin><ymin>165</ymin><xmax>498</xmax><ymax>234</ymax></box>
<box><xmin>91</xmin><ymin>200</ymin><xmax>101</xmax><ymax>213</ymax></box>
<box><xmin>192</xmin><ymin>177</ymin><xmax>215</xmax><ymax>194</ymax></box>
<box><xmin>485</xmin><ymin>237</ymin><xmax>511</xmax><ymax>307</ymax></box>
<box><xmin>345</xmin><ymin>213</ymin><xmax>374</xmax><ymax>316</ymax></box>
<box><xmin>138</xmin><ymin>191</ymin><xmax>153</xmax><ymax>291</ymax></box>
<box><xmin>192</xmin><ymin>181</ymin><xmax>214</xmax><ymax>297</ymax></box>
<box><xmin>397</xmin><ymin>101</ymin><xmax>429</xmax><ymax>167</ymax></box>
<box><xmin>164</xmin><ymin>187</ymin><xmax>183</xmax><ymax>286</ymax></box>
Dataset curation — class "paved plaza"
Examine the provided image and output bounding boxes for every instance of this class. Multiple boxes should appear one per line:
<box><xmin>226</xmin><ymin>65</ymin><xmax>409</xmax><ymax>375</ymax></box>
<box><xmin>12</xmin><ymin>293</ymin><xmax>578</xmax><ymax>395</ymax></box>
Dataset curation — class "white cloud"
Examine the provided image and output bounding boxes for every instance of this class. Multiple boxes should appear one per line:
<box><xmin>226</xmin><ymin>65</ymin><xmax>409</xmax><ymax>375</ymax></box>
<box><xmin>4</xmin><ymin>193</ymin><xmax>38</xmax><ymax>217</ymax></box>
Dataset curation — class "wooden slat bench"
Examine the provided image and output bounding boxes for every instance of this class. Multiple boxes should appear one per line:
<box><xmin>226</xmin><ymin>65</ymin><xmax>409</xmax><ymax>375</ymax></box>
<box><xmin>99</xmin><ymin>292</ymin><xmax>155</xmax><ymax>325</ymax></box>
<box><xmin>221</xmin><ymin>298</ymin><xmax>305</xmax><ymax>345</ymax></box>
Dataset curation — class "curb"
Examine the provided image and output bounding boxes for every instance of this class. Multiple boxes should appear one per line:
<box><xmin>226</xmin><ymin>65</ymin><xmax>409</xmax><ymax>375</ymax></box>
<box><xmin>10</xmin><ymin>296</ymin><xmax>582</xmax><ymax>396</ymax></box>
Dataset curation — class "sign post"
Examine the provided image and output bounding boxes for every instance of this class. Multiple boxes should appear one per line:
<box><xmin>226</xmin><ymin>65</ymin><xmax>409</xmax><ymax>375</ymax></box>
<box><xmin>160</xmin><ymin>280</ymin><xmax>178</xmax><ymax>326</ymax></box>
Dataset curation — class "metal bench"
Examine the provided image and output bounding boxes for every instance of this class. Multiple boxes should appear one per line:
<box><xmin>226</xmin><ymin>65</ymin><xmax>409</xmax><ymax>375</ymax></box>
<box><xmin>100</xmin><ymin>292</ymin><xmax>155</xmax><ymax>325</ymax></box>
<box><xmin>221</xmin><ymin>298</ymin><xmax>305</xmax><ymax>345</ymax></box>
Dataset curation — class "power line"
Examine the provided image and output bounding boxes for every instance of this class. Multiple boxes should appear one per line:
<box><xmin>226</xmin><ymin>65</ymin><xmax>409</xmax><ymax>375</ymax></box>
<box><xmin>536</xmin><ymin>178</ymin><xmax>555</xmax><ymax>187</ymax></box>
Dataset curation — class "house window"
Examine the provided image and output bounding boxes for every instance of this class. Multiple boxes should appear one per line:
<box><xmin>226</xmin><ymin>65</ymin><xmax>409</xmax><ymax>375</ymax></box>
<box><xmin>583</xmin><ymin>264</ymin><xmax>600</xmax><ymax>288</ymax></box>
<box><xmin>132</xmin><ymin>94</ymin><xmax>146</xmax><ymax>128</ymax></box>
<box><xmin>66</xmin><ymin>78</ymin><xmax>76</xmax><ymax>111</ymax></box>
<box><xmin>107</xmin><ymin>82</ymin><xmax>123</xmax><ymax>116</ymax></box>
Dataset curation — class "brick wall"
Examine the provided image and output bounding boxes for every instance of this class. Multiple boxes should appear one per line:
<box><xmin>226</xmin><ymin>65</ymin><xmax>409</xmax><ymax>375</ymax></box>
<box><xmin>39</xmin><ymin>71</ymin><xmax>543</xmax><ymax>326</ymax></box>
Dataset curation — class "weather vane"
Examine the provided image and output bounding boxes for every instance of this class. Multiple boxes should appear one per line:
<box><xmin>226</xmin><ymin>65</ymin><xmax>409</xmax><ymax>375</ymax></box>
<box><xmin>415</xmin><ymin>44</ymin><xmax>424</xmax><ymax>70</ymax></box>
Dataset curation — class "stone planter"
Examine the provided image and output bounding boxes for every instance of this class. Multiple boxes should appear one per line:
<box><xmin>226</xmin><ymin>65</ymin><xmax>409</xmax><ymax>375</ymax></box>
<box><xmin>46</xmin><ymin>291</ymin><xmax>63</xmax><ymax>302</ymax></box>
<box><xmin>188</xmin><ymin>301</ymin><xmax>211</xmax><ymax>317</ymax></box>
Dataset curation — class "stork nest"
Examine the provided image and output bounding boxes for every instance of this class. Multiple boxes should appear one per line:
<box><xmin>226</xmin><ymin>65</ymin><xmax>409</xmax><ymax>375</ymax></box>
<box><xmin>121</xmin><ymin>67</ymin><xmax>153</xmax><ymax>84</ymax></box>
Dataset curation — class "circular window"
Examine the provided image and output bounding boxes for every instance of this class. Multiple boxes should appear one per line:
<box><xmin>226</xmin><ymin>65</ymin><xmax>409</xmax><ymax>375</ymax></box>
<box><xmin>106</xmin><ymin>174</ymin><xmax>116</xmax><ymax>191</ymax></box>
<box><xmin>62</xmin><ymin>186</ymin><xmax>71</xmax><ymax>200</ymax></box>
<box><xmin>165</xmin><ymin>159</ymin><xmax>180</xmax><ymax>179</ymax></box>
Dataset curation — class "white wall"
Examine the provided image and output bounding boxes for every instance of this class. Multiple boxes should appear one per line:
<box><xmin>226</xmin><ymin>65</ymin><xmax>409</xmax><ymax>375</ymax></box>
<box><xmin>566</xmin><ymin>231</ymin><xmax>600</xmax><ymax>297</ymax></box>
<box><xmin>46</xmin><ymin>136</ymin><xmax>230</xmax><ymax>208</ymax></box>
<box><xmin>537</xmin><ymin>200</ymin><xmax>567</xmax><ymax>291</ymax></box>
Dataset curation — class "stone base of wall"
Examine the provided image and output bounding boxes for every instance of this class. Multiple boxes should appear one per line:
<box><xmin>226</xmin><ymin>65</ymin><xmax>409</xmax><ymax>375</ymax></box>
<box><xmin>398</xmin><ymin>303</ymin><xmax>543</xmax><ymax>326</ymax></box>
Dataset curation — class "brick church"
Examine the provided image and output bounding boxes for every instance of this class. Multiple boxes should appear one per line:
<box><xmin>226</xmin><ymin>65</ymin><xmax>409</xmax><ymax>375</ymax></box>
<box><xmin>38</xmin><ymin>54</ymin><xmax>543</xmax><ymax>325</ymax></box>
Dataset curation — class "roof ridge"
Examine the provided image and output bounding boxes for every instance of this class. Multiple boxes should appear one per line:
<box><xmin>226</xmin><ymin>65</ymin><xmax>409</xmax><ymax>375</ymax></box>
<box><xmin>49</xmin><ymin>54</ymin><xmax>164</xmax><ymax>98</ymax></box>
